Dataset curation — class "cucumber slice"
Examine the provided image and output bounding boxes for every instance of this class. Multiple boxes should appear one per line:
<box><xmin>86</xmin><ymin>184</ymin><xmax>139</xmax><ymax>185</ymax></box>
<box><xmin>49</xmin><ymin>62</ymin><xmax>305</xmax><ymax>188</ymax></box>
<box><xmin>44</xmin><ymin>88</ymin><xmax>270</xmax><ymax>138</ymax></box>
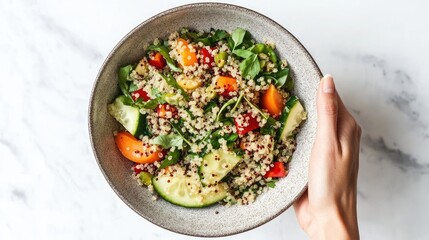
<box><xmin>200</xmin><ymin>150</ymin><xmax>242</xmax><ymax>186</ymax></box>
<box><xmin>277</xmin><ymin>96</ymin><xmax>306</xmax><ymax>142</ymax></box>
<box><xmin>152</xmin><ymin>174</ymin><xmax>227</xmax><ymax>208</ymax></box>
<box><xmin>108</xmin><ymin>95</ymin><xmax>150</xmax><ymax>137</ymax></box>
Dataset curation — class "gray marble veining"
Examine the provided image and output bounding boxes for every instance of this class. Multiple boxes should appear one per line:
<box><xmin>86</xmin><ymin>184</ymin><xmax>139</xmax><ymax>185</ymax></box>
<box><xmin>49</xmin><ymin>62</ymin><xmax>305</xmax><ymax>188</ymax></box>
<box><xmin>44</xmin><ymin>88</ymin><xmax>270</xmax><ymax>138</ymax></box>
<box><xmin>1</xmin><ymin>0</ymin><xmax>429</xmax><ymax>239</ymax></box>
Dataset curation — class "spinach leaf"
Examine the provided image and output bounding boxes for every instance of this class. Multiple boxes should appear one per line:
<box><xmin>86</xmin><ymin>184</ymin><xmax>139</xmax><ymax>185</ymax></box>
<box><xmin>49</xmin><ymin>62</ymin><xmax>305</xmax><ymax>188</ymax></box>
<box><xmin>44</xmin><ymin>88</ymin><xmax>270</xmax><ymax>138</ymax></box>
<box><xmin>240</xmin><ymin>54</ymin><xmax>261</xmax><ymax>80</ymax></box>
<box><xmin>147</xmin><ymin>44</ymin><xmax>182</xmax><ymax>72</ymax></box>
<box><xmin>170</xmin><ymin>120</ymin><xmax>192</xmax><ymax>146</ymax></box>
<box><xmin>118</xmin><ymin>65</ymin><xmax>133</xmax><ymax>99</ymax></box>
<box><xmin>159</xmin><ymin>149</ymin><xmax>181</xmax><ymax>169</ymax></box>
<box><xmin>151</xmin><ymin>134</ymin><xmax>183</xmax><ymax>149</ymax></box>
<box><xmin>158</xmin><ymin>73</ymin><xmax>190</xmax><ymax>101</ymax></box>
<box><xmin>231</xmin><ymin>28</ymin><xmax>246</xmax><ymax>51</ymax></box>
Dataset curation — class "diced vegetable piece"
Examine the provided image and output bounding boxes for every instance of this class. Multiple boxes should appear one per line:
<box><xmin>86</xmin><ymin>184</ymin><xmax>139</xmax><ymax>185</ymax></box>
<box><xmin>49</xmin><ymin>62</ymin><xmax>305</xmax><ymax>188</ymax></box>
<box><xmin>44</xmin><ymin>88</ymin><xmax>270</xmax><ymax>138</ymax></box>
<box><xmin>108</xmin><ymin>96</ymin><xmax>150</xmax><ymax>137</ymax></box>
<box><xmin>205</xmin><ymin>85</ymin><xmax>217</xmax><ymax>100</ymax></box>
<box><xmin>148</xmin><ymin>52</ymin><xmax>166</xmax><ymax>69</ymax></box>
<box><xmin>177</xmin><ymin>38</ymin><xmax>198</xmax><ymax>66</ymax></box>
<box><xmin>114</xmin><ymin>132</ymin><xmax>165</xmax><ymax>164</ymax></box>
<box><xmin>277</xmin><ymin>96</ymin><xmax>306</xmax><ymax>142</ymax></box>
<box><xmin>264</xmin><ymin>162</ymin><xmax>287</xmax><ymax>178</ymax></box>
<box><xmin>261</xmin><ymin>84</ymin><xmax>284</xmax><ymax>117</ymax></box>
<box><xmin>214</xmin><ymin>52</ymin><xmax>228</xmax><ymax>68</ymax></box>
<box><xmin>199</xmin><ymin>150</ymin><xmax>242</xmax><ymax>185</ymax></box>
<box><xmin>139</xmin><ymin>172</ymin><xmax>153</xmax><ymax>186</ymax></box>
<box><xmin>200</xmin><ymin>47</ymin><xmax>214</xmax><ymax>66</ymax></box>
<box><xmin>216</xmin><ymin>76</ymin><xmax>238</xmax><ymax>97</ymax></box>
<box><xmin>135</xmin><ymin>59</ymin><xmax>148</xmax><ymax>76</ymax></box>
<box><xmin>156</xmin><ymin>103</ymin><xmax>178</xmax><ymax>119</ymax></box>
<box><xmin>131</xmin><ymin>89</ymin><xmax>150</xmax><ymax>101</ymax></box>
<box><xmin>234</xmin><ymin>112</ymin><xmax>260</xmax><ymax>135</ymax></box>
<box><xmin>152</xmin><ymin>173</ymin><xmax>227</xmax><ymax>208</ymax></box>
<box><xmin>176</xmin><ymin>74</ymin><xmax>203</xmax><ymax>90</ymax></box>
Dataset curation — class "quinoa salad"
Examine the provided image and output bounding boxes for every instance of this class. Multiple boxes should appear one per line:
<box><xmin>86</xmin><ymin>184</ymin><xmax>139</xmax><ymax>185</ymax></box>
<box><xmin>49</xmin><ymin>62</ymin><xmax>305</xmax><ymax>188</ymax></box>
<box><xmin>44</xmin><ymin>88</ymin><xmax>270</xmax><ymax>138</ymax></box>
<box><xmin>108</xmin><ymin>28</ymin><xmax>307</xmax><ymax>207</ymax></box>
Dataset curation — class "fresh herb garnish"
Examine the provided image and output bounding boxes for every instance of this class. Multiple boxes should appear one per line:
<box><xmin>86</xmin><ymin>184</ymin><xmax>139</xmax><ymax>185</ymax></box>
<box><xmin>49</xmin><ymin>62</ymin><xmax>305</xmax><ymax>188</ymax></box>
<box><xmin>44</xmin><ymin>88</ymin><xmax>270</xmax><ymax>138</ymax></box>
<box><xmin>169</xmin><ymin>120</ymin><xmax>192</xmax><ymax>146</ymax></box>
<box><xmin>243</xmin><ymin>96</ymin><xmax>268</xmax><ymax>119</ymax></box>
<box><xmin>118</xmin><ymin>65</ymin><xmax>133</xmax><ymax>99</ymax></box>
<box><xmin>150</xmin><ymin>134</ymin><xmax>184</xmax><ymax>149</ymax></box>
<box><xmin>231</xmin><ymin>28</ymin><xmax>246</xmax><ymax>51</ymax></box>
<box><xmin>147</xmin><ymin>44</ymin><xmax>182</xmax><ymax>72</ymax></box>
<box><xmin>260</xmin><ymin>117</ymin><xmax>277</xmax><ymax>136</ymax></box>
<box><xmin>159</xmin><ymin>149</ymin><xmax>181</xmax><ymax>169</ymax></box>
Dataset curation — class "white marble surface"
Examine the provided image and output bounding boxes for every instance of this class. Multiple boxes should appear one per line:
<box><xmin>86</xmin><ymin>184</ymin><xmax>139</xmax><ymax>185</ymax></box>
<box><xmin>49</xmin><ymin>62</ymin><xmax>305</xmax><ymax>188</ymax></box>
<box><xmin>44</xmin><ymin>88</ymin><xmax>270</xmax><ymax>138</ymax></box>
<box><xmin>1</xmin><ymin>0</ymin><xmax>429</xmax><ymax>239</ymax></box>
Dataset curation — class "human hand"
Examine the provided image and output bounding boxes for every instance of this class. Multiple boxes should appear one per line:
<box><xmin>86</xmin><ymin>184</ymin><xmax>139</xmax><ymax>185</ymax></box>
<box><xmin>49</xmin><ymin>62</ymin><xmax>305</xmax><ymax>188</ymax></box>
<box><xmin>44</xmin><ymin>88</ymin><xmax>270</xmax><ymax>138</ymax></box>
<box><xmin>294</xmin><ymin>74</ymin><xmax>361</xmax><ymax>240</ymax></box>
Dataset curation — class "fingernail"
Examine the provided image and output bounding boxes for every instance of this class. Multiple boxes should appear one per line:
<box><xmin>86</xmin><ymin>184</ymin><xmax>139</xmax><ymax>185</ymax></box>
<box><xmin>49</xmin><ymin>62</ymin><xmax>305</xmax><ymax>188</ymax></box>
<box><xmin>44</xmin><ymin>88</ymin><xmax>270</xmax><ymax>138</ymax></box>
<box><xmin>323</xmin><ymin>74</ymin><xmax>335</xmax><ymax>94</ymax></box>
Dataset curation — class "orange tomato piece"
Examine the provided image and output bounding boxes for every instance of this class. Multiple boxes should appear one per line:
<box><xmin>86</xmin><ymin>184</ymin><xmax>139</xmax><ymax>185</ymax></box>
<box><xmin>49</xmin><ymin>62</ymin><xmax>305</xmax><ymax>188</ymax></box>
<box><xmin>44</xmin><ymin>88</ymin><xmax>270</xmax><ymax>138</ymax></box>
<box><xmin>114</xmin><ymin>132</ymin><xmax>165</xmax><ymax>164</ymax></box>
<box><xmin>177</xmin><ymin>38</ymin><xmax>198</xmax><ymax>66</ymax></box>
<box><xmin>216</xmin><ymin>76</ymin><xmax>238</xmax><ymax>97</ymax></box>
<box><xmin>261</xmin><ymin>84</ymin><xmax>284</xmax><ymax>117</ymax></box>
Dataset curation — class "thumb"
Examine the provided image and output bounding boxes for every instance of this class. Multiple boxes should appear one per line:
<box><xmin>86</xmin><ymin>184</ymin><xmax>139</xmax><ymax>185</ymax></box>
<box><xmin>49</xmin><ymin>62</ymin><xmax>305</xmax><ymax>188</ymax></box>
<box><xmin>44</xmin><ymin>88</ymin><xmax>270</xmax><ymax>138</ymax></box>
<box><xmin>316</xmin><ymin>74</ymin><xmax>338</xmax><ymax>140</ymax></box>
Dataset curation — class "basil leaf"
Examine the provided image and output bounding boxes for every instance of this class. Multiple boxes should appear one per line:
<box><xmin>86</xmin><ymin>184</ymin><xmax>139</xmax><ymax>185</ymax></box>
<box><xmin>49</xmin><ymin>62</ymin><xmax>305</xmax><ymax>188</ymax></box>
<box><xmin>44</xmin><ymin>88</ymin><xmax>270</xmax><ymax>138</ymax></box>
<box><xmin>233</xmin><ymin>49</ymin><xmax>254</xmax><ymax>59</ymax></box>
<box><xmin>151</xmin><ymin>134</ymin><xmax>183</xmax><ymax>149</ymax></box>
<box><xmin>159</xmin><ymin>149</ymin><xmax>181</xmax><ymax>169</ymax></box>
<box><xmin>118</xmin><ymin>65</ymin><xmax>133</xmax><ymax>99</ymax></box>
<box><xmin>170</xmin><ymin>121</ymin><xmax>192</xmax><ymax>146</ymax></box>
<box><xmin>158</xmin><ymin>73</ymin><xmax>190</xmax><ymax>101</ymax></box>
<box><xmin>263</xmin><ymin>68</ymin><xmax>292</xmax><ymax>90</ymax></box>
<box><xmin>240</xmin><ymin>54</ymin><xmax>261</xmax><ymax>79</ymax></box>
<box><xmin>231</xmin><ymin>28</ymin><xmax>246</xmax><ymax>51</ymax></box>
<box><xmin>147</xmin><ymin>44</ymin><xmax>182</xmax><ymax>72</ymax></box>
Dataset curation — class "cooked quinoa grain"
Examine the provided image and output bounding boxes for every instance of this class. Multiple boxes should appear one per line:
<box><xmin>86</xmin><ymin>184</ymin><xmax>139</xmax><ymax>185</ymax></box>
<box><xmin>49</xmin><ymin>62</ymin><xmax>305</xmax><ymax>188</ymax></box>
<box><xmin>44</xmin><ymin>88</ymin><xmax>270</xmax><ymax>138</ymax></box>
<box><xmin>108</xmin><ymin>27</ymin><xmax>307</xmax><ymax>207</ymax></box>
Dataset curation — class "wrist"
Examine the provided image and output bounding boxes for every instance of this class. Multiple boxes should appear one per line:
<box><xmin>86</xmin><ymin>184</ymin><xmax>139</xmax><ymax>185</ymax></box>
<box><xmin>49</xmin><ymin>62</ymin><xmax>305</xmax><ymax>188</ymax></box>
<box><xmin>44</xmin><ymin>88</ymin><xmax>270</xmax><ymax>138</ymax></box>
<box><xmin>307</xmin><ymin>206</ymin><xmax>359</xmax><ymax>240</ymax></box>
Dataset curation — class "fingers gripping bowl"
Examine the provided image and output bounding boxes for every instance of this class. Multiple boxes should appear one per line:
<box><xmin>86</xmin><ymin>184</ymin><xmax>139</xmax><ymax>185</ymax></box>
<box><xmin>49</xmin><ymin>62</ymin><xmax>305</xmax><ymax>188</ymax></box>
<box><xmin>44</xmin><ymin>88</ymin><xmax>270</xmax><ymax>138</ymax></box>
<box><xmin>89</xmin><ymin>3</ymin><xmax>321</xmax><ymax>237</ymax></box>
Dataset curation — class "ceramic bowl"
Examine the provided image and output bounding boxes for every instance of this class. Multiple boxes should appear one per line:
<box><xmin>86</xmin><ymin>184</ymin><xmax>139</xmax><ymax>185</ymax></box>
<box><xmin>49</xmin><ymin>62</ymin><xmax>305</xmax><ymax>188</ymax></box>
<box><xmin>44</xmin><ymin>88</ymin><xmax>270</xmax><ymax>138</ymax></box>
<box><xmin>89</xmin><ymin>3</ymin><xmax>321</xmax><ymax>237</ymax></box>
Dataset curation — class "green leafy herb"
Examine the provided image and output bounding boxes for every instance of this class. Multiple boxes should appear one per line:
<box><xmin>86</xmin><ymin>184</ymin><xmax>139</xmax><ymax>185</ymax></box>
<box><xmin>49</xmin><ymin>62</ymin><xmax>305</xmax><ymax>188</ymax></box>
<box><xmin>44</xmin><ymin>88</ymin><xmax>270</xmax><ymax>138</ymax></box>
<box><xmin>260</xmin><ymin>117</ymin><xmax>277</xmax><ymax>136</ymax></box>
<box><xmin>170</xmin><ymin>121</ymin><xmax>192</xmax><ymax>146</ymax></box>
<box><xmin>231</xmin><ymin>28</ymin><xmax>246</xmax><ymax>51</ymax></box>
<box><xmin>243</xmin><ymin>96</ymin><xmax>268</xmax><ymax>119</ymax></box>
<box><xmin>233</xmin><ymin>49</ymin><xmax>254</xmax><ymax>59</ymax></box>
<box><xmin>263</xmin><ymin>68</ymin><xmax>292</xmax><ymax>90</ymax></box>
<box><xmin>181</xmin><ymin>28</ymin><xmax>230</xmax><ymax>46</ymax></box>
<box><xmin>216</xmin><ymin>98</ymin><xmax>237</xmax><ymax>122</ymax></box>
<box><xmin>159</xmin><ymin>149</ymin><xmax>181</xmax><ymax>169</ymax></box>
<box><xmin>226</xmin><ymin>133</ymin><xmax>238</xmax><ymax>142</ymax></box>
<box><xmin>204</xmin><ymin>101</ymin><xmax>217</xmax><ymax>114</ymax></box>
<box><xmin>158</xmin><ymin>73</ymin><xmax>190</xmax><ymax>101</ymax></box>
<box><xmin>147</xmin><ymin>44</ymin><xmax>182</xmax><ymax>72</ymax></box>
<box><xmin>230</xmin><ymin>92</ymin><xmax>244</xmax><ymax>113</ymax></box>
<box><xmin>133</xmin><ymin>98</ymin><xmax>158</xmax><ymax>109</ymax></box>
<box><xmin>267</xmin><ymin>181</ymin><xmax>276</xmax><ymax>188</ymax></box>
<box><xmin>212</xmin><ymin>29</ymin><xmax>229</xmax><ymax>42</ymax></box>
<box><xmin>118</xmin><ymin>65</ymin><xmax>133</xmax><ymax>99</ymax></box>
<box><xmin>128</xmin><ymin>82</ymin><xmax>138</xmax><ymax>92</ymax></box>
<box><xmin>240</xmin><ymin>53</ymin><xmax>261</xmax><ymax>79</ymax></box>
<box><xmin>150</xmin><ymin>134</ymin><xmax>183</xmax><ymax>149</ymax></box>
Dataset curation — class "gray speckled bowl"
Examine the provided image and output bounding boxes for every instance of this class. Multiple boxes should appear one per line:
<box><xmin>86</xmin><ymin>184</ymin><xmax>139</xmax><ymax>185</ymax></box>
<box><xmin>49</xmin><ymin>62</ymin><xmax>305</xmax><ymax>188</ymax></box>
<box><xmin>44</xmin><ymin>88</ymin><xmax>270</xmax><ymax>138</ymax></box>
<box><xmin>89</xmin><ymin>3</ymin><xmax>321</xmax><ymax>237</ymax></box>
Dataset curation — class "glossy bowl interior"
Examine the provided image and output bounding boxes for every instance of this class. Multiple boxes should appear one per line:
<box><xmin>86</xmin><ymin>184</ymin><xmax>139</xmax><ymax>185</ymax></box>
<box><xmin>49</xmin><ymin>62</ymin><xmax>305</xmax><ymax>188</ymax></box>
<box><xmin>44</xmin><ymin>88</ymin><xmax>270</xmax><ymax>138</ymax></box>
<box><xmin>89</xmin><ymin>3</ymin><xmax>321</xmax><ymax>237</ymax></box>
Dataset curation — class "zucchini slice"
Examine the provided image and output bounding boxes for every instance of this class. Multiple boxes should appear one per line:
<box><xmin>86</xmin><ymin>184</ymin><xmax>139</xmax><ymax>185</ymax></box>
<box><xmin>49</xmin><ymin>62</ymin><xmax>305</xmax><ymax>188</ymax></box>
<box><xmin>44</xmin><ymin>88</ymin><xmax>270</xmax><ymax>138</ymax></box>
<box><xmin>277</xmin><ymin>96</ymin><xmax>306</xmax><ymax>142</ymax></box>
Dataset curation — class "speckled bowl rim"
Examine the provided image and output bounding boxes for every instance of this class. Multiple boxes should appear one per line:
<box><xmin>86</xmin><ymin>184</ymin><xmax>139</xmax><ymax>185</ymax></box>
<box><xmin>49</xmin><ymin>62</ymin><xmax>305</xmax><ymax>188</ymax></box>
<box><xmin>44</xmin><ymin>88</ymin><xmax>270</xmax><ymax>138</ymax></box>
<box><xmin>88</xmin><ymin>2</ymin><xmax>322</xmax><ymax>237</ymax></box>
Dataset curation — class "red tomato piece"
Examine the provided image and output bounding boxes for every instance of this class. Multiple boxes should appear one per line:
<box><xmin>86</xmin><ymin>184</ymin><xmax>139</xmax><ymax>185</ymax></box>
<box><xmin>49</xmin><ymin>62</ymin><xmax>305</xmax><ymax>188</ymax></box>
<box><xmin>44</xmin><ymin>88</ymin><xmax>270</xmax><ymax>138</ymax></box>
<box><xmin>156</xmin><ymin>104</ymin><xmax>178</xmax><ymax>119</ymax></box>
<box><xmin>200</xmin><ymin>47</ymin><xmax>214</xmax><ymax>67</ymax></box>
<box><xmin>264</xmin><ymin>162</ymin><xmax>287</xmax><ymax>178</ymax></box>
<box><xmin>131</xmin><ymin>89</ymin><xmax>150</xmax><ymax>101</ymax></box>
<box><xmin>148</xmin><ymin>52</ymin><xmax>166</xmax><ymax>69</ymax></box>
<box><xmin>132</xmin><ymin>164</ymin><xmax>143</xmax><ymax>175</ymax></box>
<box><xmin>234</xmin><ymin>113</ymin><xmax>260</xmax><ymax>135</ymax></box>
